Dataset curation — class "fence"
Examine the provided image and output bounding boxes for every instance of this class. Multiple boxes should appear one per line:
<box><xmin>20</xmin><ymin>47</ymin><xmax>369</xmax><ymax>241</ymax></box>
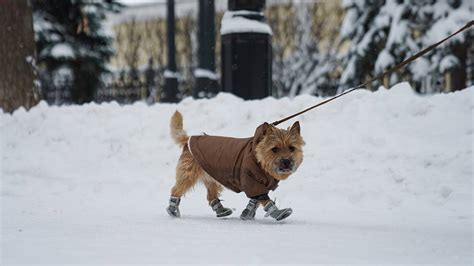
<box><xmin>40</xmin><ymin>66</ymin><xmax>195</xmax><ymax>105</ymax></box>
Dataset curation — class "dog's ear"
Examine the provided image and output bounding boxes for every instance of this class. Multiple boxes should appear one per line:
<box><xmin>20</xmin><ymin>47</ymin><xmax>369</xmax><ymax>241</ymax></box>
<box><xmin>263</xmin><ymin>122</ymin><xmax>275</xmax><ymax>134</ymax></box>
<box><xmin>254</xmin><ymin>122</ymin><xmax>273</xmax><ymax>143</ymax></box>
<box><xmin>289</xmin><ymin>121</ymin><xmax>300</xmax><ymax>135</ymax></box>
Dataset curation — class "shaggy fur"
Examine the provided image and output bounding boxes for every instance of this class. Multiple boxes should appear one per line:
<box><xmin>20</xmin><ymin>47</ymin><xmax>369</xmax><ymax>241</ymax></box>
<box><xmin>169</xmin><ymin>111</ymin><xmax>304</xmax><ymax>207</ymax></box>
<box><xmin>254</xmin><ymin>122</ymin><xmax>305</xmax><ymax>181</ymax></box>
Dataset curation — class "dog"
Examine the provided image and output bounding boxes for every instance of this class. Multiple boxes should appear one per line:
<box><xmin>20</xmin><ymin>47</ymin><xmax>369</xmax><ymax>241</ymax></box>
<box><xmin>166</xmin><ymin>111</ymin><xmax>304</xmax><ymax>221</ymax></box>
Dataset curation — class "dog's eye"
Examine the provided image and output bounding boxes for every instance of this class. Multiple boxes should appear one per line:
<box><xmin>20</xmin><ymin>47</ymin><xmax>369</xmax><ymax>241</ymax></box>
<box><xmin>271</xmin><ymin>147</ymin><xmax>279</xmax><ymax>153</ymax></box>
<box><xmin>289</xmin><ymin>146</ymin><xmax>295</xmax><ymax>152</ymax></box>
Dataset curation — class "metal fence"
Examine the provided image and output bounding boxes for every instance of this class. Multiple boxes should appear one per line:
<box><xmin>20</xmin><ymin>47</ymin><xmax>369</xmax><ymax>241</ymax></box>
<box><xmin>96</xmin><ymin>83</ymin><xmax>153</xmax><ymax>104</ymax></box>
<box><xmin>39</xmin><ymin>65</ymin><xmax>198</xmax><ymax>105</ymax></box>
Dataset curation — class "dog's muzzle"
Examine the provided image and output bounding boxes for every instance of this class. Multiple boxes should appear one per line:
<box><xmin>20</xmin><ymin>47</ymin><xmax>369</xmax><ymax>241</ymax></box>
<box><xmin>277</xmin><ymin>159</ymin><xmax>295</xmax><ymax>173</ymax></box>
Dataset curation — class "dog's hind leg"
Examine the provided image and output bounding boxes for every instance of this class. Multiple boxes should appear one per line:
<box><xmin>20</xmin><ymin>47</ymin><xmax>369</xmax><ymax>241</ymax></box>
<box><xmin>170</xmin><ymin>170</ymin><xmax>200</xmax><ymax>198</ymax></box>
<box><xmin>171</xmin><ymin>148</ymin><xmax>202</xmax><ymax>197</ymax></box>
<box><xmin>167</xmin><ymin>148</ymin><xmax>202</xmax><ymax>218</ymax></box>
<box><xmin>202</xmin><ymin>176</ymin><xmax>232</xmax><ymax>218</ymax></box>
<box><xmin>202</xmin><ymin>175</ymin><xmax>223</xmax><ymax>203</ymax></box>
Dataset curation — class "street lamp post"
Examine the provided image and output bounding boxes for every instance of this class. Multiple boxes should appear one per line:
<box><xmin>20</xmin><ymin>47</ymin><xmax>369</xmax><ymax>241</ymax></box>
<box><xmin>162</xmin><ymin>0</ymin><xmax>179</xmax><ymax>102</ymax></box>
<box><xmin>194</xmin><ymin>0</ymin><xmax>219</xmax><ymax>98</ymax></box>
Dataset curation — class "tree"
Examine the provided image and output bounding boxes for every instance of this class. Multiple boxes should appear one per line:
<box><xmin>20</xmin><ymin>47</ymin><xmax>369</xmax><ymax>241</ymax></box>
<box><xmin>338</xmin><ymin>0</ymin><xmax>386</xmax><ymax>91</ymax></box>
<box><xmin>0</xmin><ymin>0</ymin><xmax>39</xmax><ymax>113</ymax></box>
<box><xmin>416</xmin><ymin>0</ymin><xmax>473</xmax><ymax>92</ymax></box>
<box><xmin>339</xmin><ymin>0</ymin><xmax>473</xmax><ymax>93</ymax></box>
<box><xmin>268</xmin><ymin>1</ymin><xmax>343</xmax><ymax>97</ymax></box>
<box><xmin>32</xmin><ymin>0</ymin><xmax>122</xmax><ymax>104</ymax></box>
<box><xmin>287</xmin><ymin>2</ymin><xmax>342</xmax><ymax>97</ymax></box>
<box><xmin>119</xmin><ymin>18</ymin><xmax>143</xmax><ymax>79</ymax></box>
<box><xmin>267</xmin><ymin>1</ymin><xmax>297</xmax><ymax>97</ymax></box>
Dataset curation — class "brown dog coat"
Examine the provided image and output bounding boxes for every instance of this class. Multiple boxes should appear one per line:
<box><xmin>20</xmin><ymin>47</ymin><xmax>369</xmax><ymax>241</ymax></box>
<box><xmin>188</xmin><ymin>124</ymin><xmax>279</xmax><ymax>198</ymax></box>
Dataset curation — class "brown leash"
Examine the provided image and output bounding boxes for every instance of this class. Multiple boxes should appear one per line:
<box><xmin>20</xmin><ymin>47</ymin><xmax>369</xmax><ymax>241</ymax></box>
<box><xmin>272</xmin><ymin>20</ymin><xmax>474</xmax><ymax>126</ymax></box>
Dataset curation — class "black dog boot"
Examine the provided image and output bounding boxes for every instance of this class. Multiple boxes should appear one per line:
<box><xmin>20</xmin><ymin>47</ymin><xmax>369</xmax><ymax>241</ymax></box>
<box><xmin>240</xmin><ymin>198</ymin><xmax>258</xmax><ymax>220</ymax></box>
<box><xmin>264</xmin><ymin>201</ymin><xmax>292</xmax><ymax>221</ymax></box>
<box><xmin>166</xmin><ymin>196</ymin><xmax>181</xmax><ymax>218</ymax></box>
<box><xmin>210</xmin><ymin>199</ymin><xmax>233</xmax><ymax>218</ymax></box>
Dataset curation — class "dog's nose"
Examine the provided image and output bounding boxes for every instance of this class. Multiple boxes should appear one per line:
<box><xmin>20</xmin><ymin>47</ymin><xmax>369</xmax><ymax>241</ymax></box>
<box><xmin>281</xmin><ymin>159</ymin><xmax>292</xmax><ymax>169</ymax></box>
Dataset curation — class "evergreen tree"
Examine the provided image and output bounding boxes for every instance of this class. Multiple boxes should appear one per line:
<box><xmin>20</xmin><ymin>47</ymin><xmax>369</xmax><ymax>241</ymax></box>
<box><xmin>339</xmin><ymin>0</ymin><xmax>385</xmax><ymax>91</ymax></box>
<box><xmin>339</xmin><ymin>0</ymin><xmax>472</xmax><ymax>93</ymax></box>
<box><xmin>285</xmin><ymin>3</ymin><xmax>320</xmax><ymax>97</ymax></box>
<box><xmin>287</xmin><ymin>2</ymin><xmax>341</xmax><ymax>97</ymax></box>
<box><xmin>33</xmin><ymin>0</ymin><xmax>122</xmax><ymax>104</ymax></box>
<box><xmin>416</xmin><ymin>0</ymin><xmax>473</xmax><ymax>92</ymax></box>
<box><xmin>271</xmin><ymin>2</ymin><xmax>342</xmax><ymax>97</ymax></box>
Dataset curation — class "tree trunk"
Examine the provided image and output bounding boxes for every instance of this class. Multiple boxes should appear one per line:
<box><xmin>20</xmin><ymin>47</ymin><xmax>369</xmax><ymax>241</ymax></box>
<box><xmin>451</xmin><ymin>42</ymin><xmax>467</xmax><ymax>91</ymax></box>
<box><xmin>0</xmin><ymin>0</ymin><xmax>39</xmax><ymax>113</ymax></box>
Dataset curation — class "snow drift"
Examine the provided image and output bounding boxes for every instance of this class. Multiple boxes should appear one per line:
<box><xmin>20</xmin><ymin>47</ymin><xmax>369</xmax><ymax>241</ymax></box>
<box><xmin>1</xmin><ymin>82</ymin><xmax>472</xmax><ymax>265</ymax></box>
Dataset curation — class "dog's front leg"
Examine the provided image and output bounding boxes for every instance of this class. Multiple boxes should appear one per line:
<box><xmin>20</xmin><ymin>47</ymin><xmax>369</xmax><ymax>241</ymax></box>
<box><xmin>242</xmin><ymin>193</ymin><xmax>293</xmax><ymax>221</ymax></box>
<box><xmin>240</xmin><ymin>193</ymin><xmax>293</xmax><ymax>221</ymax></box>
<box><xmin>262</xmin><ymin>199</ymin><xmax>293</xmax><ymax>221</ymax></box>
<box><xmin>240</xmin><ymin>198</ymin><xmax>259</xmax><ymax>220</ymax></box>
<box><xmin>240</xmin><ymin>194</ymin><xmax>269</xmax><ymax>220</ymax></box>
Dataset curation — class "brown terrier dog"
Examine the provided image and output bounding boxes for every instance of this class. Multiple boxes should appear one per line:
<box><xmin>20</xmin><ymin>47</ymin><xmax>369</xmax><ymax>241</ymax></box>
<box><xmin>166</xmin><ymin>111</ymin><xmax>304</xmax><ymax>221</ymax></box>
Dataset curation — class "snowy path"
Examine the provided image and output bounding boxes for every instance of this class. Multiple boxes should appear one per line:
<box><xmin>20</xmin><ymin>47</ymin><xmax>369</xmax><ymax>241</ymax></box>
<box><xmin>2</xmin><ymin>185</ymin><xmax>471</xmax><ymax>265</ymax></box>
<box><xmin>1</xmin><ymin>83</ymin><xmax>472</xmax><ymax>265</ymax></box>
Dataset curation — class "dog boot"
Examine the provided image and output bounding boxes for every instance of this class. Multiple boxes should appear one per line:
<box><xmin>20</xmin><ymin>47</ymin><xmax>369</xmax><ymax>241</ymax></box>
<box><xmin>210</xmin><ymin>199</ymin><xmax>233</xmax><ymax>218</ymax></box>
<box><xmin>264</xmin><ymin>201</ymin><xmax>293</xmax><ymax>221</ymax></box>
<box><xmin>166</xmin><ymin>196</ymin><xmax>181</xmax><ymax>218</ymax></box>
<box><xmin>240</xmin><ymin>198</ymin><xmax>258</xmax><ymax>220</ymax></box>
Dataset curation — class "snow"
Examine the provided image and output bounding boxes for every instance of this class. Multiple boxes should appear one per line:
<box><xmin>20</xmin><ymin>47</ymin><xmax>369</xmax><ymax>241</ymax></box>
<box><xmin>339</xmin><ymin>6</ymin><xmax>358</xmax><ymax>39</ymax></box>
<box><xmin>375</xmin><ymin>50</ymin><xmax>395</xmax><ymax>73</ymax></box>
<box><xmin>340</xmin><ymin>57</ymin><xmax>356</xmax><ymax>84</ymax></box>
<box><xmin>409</xmin><ymin>56</ymin><xmax>431</xmax><ymax>81</ymax></box>
<box><xmin>106</xmin><ymin>0</ymin><xmax>228</xmax><ymax>27</ymax></box>
<box><xmin>439</xmin><ymin>55</ymin><xmax>460</xmax><ymax>73</ymax></box>
<box><xmin>50</xmin><ymin>43</ymin><xmax>75</xmax><ymax>59</ymax></box>
<box><xmin>423</xmin><ymin>0</ymin><xmax>473</xmax><ymax>46</ymax></box>
<box><xmin>194</xmin><ymin>68</ymin><xmax>219</xmax><ymax>80</ymax></box>
<box><xmin>163</xmin><ymin>69</ymin><xmax>180</xmax><ymax>79</ymax></box>
<box><xmin>383</xmin><ymin>0</ymin><xmax>408</xmax><ymax>49</ymax></box>
<box><xmin>220</xmin><ymin>10</ymin><xmax>273</xmax><ymax>36</ymax></box>
<box><xmin>1</xmin><ymin>82</ymin><xmax>472</xmax><ymax>264</ymax></box>
<box><xmin>52</xmin><ymin>66</ymin><xmax>73</xmax><ymax>86</ymax></box>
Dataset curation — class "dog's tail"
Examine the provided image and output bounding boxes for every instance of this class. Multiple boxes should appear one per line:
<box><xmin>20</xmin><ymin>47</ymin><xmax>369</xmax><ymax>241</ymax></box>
<box><xmin>170</xmin><ymin>110</ymin><xmax>189</xmax><ymax>147</ymax></box>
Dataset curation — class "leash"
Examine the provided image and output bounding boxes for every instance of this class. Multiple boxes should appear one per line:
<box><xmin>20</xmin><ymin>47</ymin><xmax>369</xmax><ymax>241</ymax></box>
<box><xmin>272</xmin><ymin>20</ymin><xmax>474</xmax><ymax>126</ymax></box>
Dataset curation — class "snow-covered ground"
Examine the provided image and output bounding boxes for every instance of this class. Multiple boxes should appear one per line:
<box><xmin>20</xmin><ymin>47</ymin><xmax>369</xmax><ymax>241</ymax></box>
<box><xmin>1</xmin><ymin>83</ymin><xmax>472</xmax><ymax>265</ymax></box>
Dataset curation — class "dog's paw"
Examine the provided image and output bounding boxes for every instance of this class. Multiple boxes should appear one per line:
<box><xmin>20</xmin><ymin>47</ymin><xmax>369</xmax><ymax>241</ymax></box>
<box><xmin>240</xmin><ymin>208</ymin><xmax>256</xmax><ymax>220</ymax></box>
<box><xmin>275</xmin><ymin>208</ymin><xmax>292</xmax><ymax>221</ymax></box>
<box><xmin>166</xmin><ymin>206</ymin><xmax>181</xmax><ymax>218</ymax></box>
<box><xmin>216</xmin><ymin>207</ymin><xmax>233</xmax><ymax>218</ymax></box>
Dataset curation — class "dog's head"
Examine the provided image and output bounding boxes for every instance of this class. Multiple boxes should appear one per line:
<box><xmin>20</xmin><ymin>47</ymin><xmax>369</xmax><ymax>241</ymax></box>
<box><xmin>253</xmin><ymin>121</ymin><xmax>305</xmax><ymax>180</ymax></box>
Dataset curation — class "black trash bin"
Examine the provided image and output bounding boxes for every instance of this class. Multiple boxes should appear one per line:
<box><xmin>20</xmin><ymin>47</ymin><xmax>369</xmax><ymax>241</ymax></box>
<box><xmin>221</xmin><ymin>0</ymin><xmax>272</xmax><ymax>100</ymax></box>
